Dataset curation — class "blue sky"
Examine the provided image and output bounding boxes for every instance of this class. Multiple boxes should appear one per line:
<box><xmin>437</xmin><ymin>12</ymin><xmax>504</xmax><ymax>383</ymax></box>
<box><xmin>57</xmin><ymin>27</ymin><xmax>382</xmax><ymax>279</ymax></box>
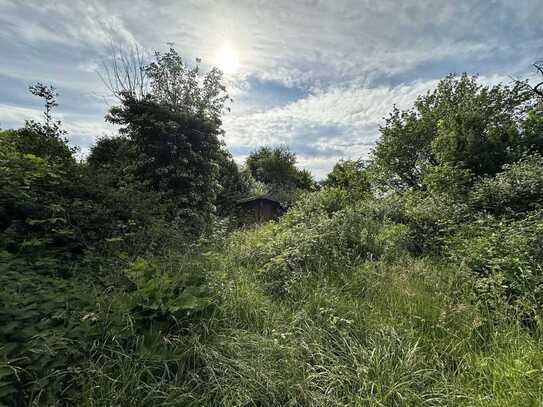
<box><xmin>1</xmin><ymin>1</ymin><xmax>542</xmax><ymax>178</ymax></box>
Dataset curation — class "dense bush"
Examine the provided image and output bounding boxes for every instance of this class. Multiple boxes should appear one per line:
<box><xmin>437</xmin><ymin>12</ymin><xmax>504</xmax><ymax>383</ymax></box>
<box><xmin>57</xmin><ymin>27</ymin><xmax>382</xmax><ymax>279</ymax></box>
<box><xmin>0</xmin><ymin>252</ymin><xmax>104</xmax><ymax>404</ymax></box>
<box><xmin>0</xmin><ymin>248</ymin><xmax>217</xmax><ymax>405</ymax></box>
<box><xmin>0</xmin><ymin>131</ymin><xmax>85</xmax><ymax>265</ymax></box>
<box><xmin>231</xmin><ymin>189</ymin><xmax>409</xmax><ymax>295</ymax></box>
<box><xmin>123</xmin><ymin>255</ymin><xmax>216</xmax><ymax>333</ymax></box>
<box><xmin>449</xmin><ymin>211</ymin><xmax>543</xmax><ymax>317</ymax></box>
<box><xmin>470</xmin><ymin>154</ymin><xmax>543</xmax><ymax>215</ymax></box>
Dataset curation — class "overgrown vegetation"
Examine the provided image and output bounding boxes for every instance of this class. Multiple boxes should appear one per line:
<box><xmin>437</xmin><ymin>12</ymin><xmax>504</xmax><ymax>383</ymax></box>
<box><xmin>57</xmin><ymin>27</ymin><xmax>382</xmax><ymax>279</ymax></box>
<box><xmin>2</xmin><ymin>50</ymin><xmax>543</xmax><ymax>405</ymax></box>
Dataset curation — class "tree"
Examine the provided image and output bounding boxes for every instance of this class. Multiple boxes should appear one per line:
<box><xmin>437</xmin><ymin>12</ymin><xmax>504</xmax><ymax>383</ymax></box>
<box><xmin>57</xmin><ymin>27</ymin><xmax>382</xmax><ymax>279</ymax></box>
<box><xmin>105</xmin><ymin>48</ymin><xmax>230</xmax><ymax>233</ymax></box>
<box><xmin>514</xmin><ymin>61</ymin><xmax>543</xmax><ymax>101</ymax></box>
<box><xmin>0</xmin><ymin>85</ymin><xmax>85</xmax><ymax>262</ymax></box>
<box><xmin>107</xmin><ymin>96</ymin><xmax>221</xmax><ymax>230</ymax></box>
<box><xmin>99</xmin><ymin>44</ymin><xmax>148</xmax><ymax>101</ymax></box>
<box><xmin>322</xmin><ymin>159</ymin><xmax>371</xmax><ymax>196</ymax></box>
<box><xmin>101</xmin><ymin>47</ymin><xmax>231</xmax><ymax>122</ymax></box>
<box><xmin>29</xmin><ymin>82</ymin><xmax>58</xmax><ymax>128</ymax></box>
<box><xmin>245</xmin><ymin>146</ymin><xmax>315</xmax><ymax>191</ymax></box>
<box><xmin>527</xmin><ymin>61</ymin><xmax>543</xmax><ymax>99</ymax></box>
<box><xmin>430</xmin><ymin>80</ymin><xmax>533</xmax><ymax>176</ymax></box>
<box><xmin>372</xmin><ymin>74</ymin><xmax>538</xmax><ymax>192</ymax></box>
<box><xmin>215</xmin><ymin>151</ymin><xmax>251</xmax><ymax>216</ymax></box>
<box><xmin>13</xmin><ymin>83</ymin><xmax>76</xmax><ymax>165</ymax></box>
<box><xmin>145</xmin><ymin>48</ymin><xmax>230</xmax><ymax>122</ymax></box>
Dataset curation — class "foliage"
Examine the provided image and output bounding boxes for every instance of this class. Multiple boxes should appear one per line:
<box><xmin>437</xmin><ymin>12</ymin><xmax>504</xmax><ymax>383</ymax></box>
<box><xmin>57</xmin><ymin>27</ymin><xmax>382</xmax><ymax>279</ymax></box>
<box><xmin>422</xmin><ymin>163</ymin><xmax>474</xmax><ymax>195</ymax></box>
<box><xmin>230</xmin><ymin>189</ymin><xmax>409</xmax><ymax>295</ymax></box>
<box><xmin>394</xmin><ymin>191</ymin><xmax>469</xmax><ymax>255</ymax></box>
<box><xmin>245</xmin><ymin>146</ymin><xmax>315</xmax><ymax>188</ymax></box>
<box><xmin>107</xmin><ymin>96</ymin><xmax>223</xmax><ymax>232</ymax></box>
<box><xmin>448</xmin><ymin>211</ymin><xmax>543</xmax><ymax>318</ymax></box>
<box><xmin>123</xmin><ymin>256</ymin><xmax>215</xmax><ymax>332</ymax></box>
<box><xmin>0</xmin><ymin>131</ymin><xmax>83</xmax><ymax>264</ymax></box>
<box><xmin>372</xmin><ymin>74</ymin><xmax>537</xmax><ymax>192</ymax></box>
<box><xmin>87</xmin><ymin>135</ymin><xmax>135</xmax><ymax>172</ymax></box>
<box><xmin>242</xmin><ymin>146</ymin><xmax>316</xmax><ymax>208</ymax></box>
<box><xmin>321</xmin><ymin>159</ymin><xmax>371</xmax><ymax>197</ymax></box>
<box><xmin>215</xmin><ymin>151</ymin><xmax>251</xmax><ymax>216</ymax></box>
<box><xmin>18</xmin><ymin>83</ymin><xmax>77</xmax><ymax>165</ymax></box>
<box><xmin>4</xmin><ymin>63</ymin><xmax>543</xmax><ymax>406</ymax></box>
<box><xmin>0</xmin><ymin>249</ymin><xmax>216</xmax><ymax>405</ymax></box>
<box><xmin>77</xmin><ymin>243</ymin><xmax>543</xmax><ymax>406</ymax></box>
<box><xmin>103</xmin><ymin>48</ymin><xmax>235</xmax><ymax>235</ymax></box>
<box><xmin>470</xmin><ymin>154</ymin><xmax>543</xmax><ymax>215</ymax></box>
<box><xmin>0</xmin><ymin>252</ymin><xmax>103</xmax><ymax>405</ymax></box>
<box><xmin>145</xmin><ymin>48</ymin><xmax>231</xmax><ymax>122</ymax></box>
<box><xmin>1</xmin><ymin>124</ymin><xmax>163</xmax><ymax>263</ymax></box>
<box><xmin>87</xmin><ymin>138</ymin><xmax>206</xmax><ymax>255</ymax></box>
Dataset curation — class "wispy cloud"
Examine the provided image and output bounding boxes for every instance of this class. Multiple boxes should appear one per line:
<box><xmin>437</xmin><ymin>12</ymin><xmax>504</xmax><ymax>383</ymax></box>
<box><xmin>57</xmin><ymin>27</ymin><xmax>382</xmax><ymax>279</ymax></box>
<box><xmin>223</xmin><ymin>79</ymin><xmax>439</xmax><ymax>162</ymax></box>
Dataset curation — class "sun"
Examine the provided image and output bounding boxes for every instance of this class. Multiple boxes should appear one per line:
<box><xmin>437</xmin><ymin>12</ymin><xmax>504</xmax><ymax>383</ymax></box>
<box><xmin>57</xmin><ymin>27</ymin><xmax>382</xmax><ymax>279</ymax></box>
<box><xmin>215</xmin><ymin>46</ymin><xmax>240</xmax><ymax>74</ymax></box>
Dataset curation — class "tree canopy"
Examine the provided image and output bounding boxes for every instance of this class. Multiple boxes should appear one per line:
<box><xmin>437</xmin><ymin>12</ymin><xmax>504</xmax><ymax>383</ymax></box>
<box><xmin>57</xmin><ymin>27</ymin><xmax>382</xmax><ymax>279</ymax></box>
<box><xmin>245</xmin><ymin>146</ymin><xmax>315</xmax><ymax>191</ymax></box>
<box><xmin>101</xmin><ymin>48</ymin><xmax>234</xmax><ymax>232</ymax></box>
<box><xmin>372</xmin><ymin>74</ymin><xmax>541</xmax><ymax>192</ymax></box>
<box><xmin>322</xmin><ymin>159</ymin><xmax>371</xmax><ymax>196</ymax></box>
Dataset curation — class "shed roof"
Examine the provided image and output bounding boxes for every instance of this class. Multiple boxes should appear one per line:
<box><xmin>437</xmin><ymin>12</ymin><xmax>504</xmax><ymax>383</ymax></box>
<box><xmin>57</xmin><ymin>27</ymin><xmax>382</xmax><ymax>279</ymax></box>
<box><xmin>236</xmin><ymin>195</ymin><xmax>282</xmax><ymax>205</ymax></box>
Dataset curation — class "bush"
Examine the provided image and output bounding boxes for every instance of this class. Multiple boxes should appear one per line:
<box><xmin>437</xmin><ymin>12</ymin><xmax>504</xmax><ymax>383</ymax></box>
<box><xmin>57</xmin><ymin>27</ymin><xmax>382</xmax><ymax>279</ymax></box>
<box><xmin>0</xmin><ymin>252</ymin><xmax>102</xmax><ymax>405</ymax></box>
<box><xmin>0</xmin><ymin>133</ymin><xmax>84</xmax><ymax>265</ymax></box>
<box><xmin>123</xmin><ymin>256</ymin><xmax>215</xmax><ymax>333</ymax></box>
<box><xmin>230</xmin><ymin>189</ymin><xmax>409</xmax><ymax>295</ymax></box>
<box><xmin>470</xmin><ymin>154</ymin><xmax>543</xmax><ymax>215</ymax></box>
<box><xmin>399</xmin><ymin>191</ymin><xmax>471</xmax><ymax>255</ymax></box>
<box><xmin>449</xmin><ymin>211</ymin><xmax>543</xmax><ymax>318</ymax></box>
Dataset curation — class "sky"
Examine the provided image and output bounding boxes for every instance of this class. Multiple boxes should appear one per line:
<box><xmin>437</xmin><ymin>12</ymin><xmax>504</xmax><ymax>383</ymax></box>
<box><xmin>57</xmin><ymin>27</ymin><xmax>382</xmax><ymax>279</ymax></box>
<box><xmin>0</xmin><ymin>1</ymin><xmax>542</xmax><ymax>179</ymax></box>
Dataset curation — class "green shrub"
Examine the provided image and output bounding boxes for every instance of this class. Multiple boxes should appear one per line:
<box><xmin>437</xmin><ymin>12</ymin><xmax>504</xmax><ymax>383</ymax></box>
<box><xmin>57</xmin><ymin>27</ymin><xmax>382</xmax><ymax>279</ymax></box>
<box><xmin>0</xmin><ymin>251</ymin><xmax>102</xmax><ymax>405</ymax></box>
<box><xmin>400</xmin><ymin>191</ymin><xmax>470</xmax><ymax>255</ymax></box>
<box><xmin>123</xmin><ymin>256</ymin><xmax>215</xmax><ymax>333</ymax></box>
<box><xmin>0</xmin><ymin>134</ymin><xmax>82</xmax><ymax>264</ymax></box>
<box><xmin>449</xmin><ymin>211</ymin><xmax>543</xmax><ymax>317</ymax></box>
<box><xmin>0</xmin><ymin>249</ymin><xmax>217</xmax><ymax>406</ymax></box>
<box><xmin>470</xmin><ymin>154</ymin><xmax>543</xmax><ymax>215</ymax></box>
<box><xmin>230</xmin><ymin>189</ymin><xmax>409</xmax><ymax>295</ymax></box>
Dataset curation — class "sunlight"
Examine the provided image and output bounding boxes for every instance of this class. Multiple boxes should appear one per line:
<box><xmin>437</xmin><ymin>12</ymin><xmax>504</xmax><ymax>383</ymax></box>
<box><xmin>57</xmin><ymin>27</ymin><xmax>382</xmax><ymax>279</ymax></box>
<box><xmin>215</xmin><ymin>46</ymin><xmax>240</xmax><ymax>74</ymax></box>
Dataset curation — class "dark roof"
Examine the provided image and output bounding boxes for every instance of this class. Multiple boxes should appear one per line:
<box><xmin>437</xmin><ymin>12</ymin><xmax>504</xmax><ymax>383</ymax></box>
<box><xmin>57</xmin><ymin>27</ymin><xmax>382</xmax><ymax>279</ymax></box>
<box><xmin>236</xmin><ymin>195</ymin><xmax>282</xmax><ymax>205</ymax></box>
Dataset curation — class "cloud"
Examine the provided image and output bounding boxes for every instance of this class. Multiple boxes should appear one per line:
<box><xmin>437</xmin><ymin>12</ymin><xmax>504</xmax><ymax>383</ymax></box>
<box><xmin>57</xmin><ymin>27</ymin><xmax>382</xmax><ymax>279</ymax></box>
<box><xmin>0</xmin><ymin>1</ymin><xmax>137</xmax><ymax>49</ymax></box>
<box><xmin>223</xmin><ymin>79</ymin><xmax>439</xmax><ymax>171</ymax></box>
<box><xmin>0</xmin><ymin>103</ymin><xmax>115</xmax><ymax>153</ymax></box>
<box><xmin>0</xmin><ymin>104</ymin><xmax>42</xmax><ymax>128</ymax></box>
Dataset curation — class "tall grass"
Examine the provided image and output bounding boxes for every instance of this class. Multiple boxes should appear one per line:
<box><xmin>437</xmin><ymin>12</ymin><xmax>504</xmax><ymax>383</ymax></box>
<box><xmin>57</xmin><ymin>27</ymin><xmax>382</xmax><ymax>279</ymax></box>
<box><xmin>76</xmin><ymin>221</ymin><xmax>543</xmax><ymax>405</ymax></box>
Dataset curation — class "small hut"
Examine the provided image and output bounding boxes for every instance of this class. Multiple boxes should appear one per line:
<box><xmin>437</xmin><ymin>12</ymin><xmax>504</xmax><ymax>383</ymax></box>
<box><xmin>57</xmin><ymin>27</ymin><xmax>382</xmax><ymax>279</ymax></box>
<box><xmin>236</xmin><ymin>195</ymin><xmax>286</xmax><ymax>224</ymax></box>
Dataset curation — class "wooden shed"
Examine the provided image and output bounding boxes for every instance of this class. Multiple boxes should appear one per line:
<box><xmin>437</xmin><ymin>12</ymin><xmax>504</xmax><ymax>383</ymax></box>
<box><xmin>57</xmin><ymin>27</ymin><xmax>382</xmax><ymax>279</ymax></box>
<box><xmin>236</xmin><ymin>195</ymin><xmax>286</xmax><ymax>224</ymax></box>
